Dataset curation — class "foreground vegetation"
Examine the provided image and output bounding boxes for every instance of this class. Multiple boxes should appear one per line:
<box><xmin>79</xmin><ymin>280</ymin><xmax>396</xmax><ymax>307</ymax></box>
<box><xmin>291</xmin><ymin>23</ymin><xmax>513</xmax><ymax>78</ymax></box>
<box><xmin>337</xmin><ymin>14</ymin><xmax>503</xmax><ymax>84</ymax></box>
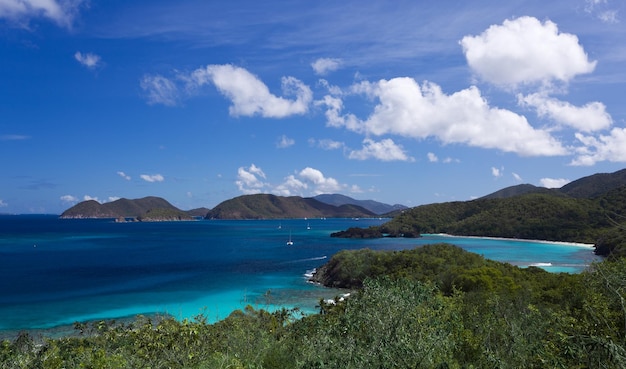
<box><xmin>3</xmin><ymin>243</ymin><xmax>626</xmax><ymax>368</ymax></box>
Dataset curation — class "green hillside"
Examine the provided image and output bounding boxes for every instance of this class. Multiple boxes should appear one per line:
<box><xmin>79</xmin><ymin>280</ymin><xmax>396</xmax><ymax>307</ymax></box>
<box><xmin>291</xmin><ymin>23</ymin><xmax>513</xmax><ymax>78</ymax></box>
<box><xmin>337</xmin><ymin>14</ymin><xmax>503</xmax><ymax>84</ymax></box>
<box><xmin>60</xmin><ymin>196</ymin><xmax>193</xmax><ymax>220</ymax></box>
<box><xmin>336</xmin><ymin>169</ymin><xmax>626</xmax><ymax>257</ymax></box>
<box><xmin>205</xmin><ymin>194</ymin><xmax>375</xmax><ymax>219</ymax></box>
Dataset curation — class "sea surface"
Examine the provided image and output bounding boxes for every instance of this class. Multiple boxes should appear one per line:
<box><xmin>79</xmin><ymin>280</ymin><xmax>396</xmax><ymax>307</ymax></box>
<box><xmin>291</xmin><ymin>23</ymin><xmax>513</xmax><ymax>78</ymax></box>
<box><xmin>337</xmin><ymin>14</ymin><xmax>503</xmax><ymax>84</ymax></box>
<box><xmin>0</xmin><ymin>215</ymin><xmax>602</xmax><ymax>334</ymax></box>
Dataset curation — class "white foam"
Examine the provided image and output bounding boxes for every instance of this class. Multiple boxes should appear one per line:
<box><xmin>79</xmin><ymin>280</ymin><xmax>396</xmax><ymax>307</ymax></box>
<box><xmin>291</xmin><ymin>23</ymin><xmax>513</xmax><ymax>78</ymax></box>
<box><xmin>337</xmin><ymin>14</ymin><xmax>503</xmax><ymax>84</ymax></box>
<box><xmin>529</xmin><ymin>262</ymin><xmax>553</xmax><ymax>267</ymax></box>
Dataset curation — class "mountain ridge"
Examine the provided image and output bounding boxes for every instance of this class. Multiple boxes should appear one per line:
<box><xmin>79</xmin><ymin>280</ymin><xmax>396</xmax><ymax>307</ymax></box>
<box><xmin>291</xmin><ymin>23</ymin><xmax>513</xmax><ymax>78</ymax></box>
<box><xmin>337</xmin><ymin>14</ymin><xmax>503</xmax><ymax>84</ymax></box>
<box><xmin>313</xmin><ymin>194</ymin><xmax>407</xmax><ymax>215</ymax></box>
<box><xmin>205</xmin><ymin>194</ymin><xmax>376</xmax><ymax>219</ymax></box>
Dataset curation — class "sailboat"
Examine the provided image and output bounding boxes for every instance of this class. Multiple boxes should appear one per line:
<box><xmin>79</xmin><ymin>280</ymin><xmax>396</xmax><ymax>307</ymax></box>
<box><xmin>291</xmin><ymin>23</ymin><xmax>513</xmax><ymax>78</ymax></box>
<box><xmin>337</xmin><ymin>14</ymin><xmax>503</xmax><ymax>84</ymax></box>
<box><xmin>286</xmin><ymin>230</ymin><xmax>293</xmax><ymax>246</ymax></box>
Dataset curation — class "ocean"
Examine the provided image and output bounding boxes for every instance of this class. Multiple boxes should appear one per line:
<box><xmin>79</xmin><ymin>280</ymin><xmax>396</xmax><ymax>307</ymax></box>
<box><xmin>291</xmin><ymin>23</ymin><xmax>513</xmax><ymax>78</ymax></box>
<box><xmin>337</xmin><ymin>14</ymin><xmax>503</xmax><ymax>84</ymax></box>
<box><xmin>0</xmin><ymin>215</ymin><xmax>602</xmax><ymax>333</ymax></box>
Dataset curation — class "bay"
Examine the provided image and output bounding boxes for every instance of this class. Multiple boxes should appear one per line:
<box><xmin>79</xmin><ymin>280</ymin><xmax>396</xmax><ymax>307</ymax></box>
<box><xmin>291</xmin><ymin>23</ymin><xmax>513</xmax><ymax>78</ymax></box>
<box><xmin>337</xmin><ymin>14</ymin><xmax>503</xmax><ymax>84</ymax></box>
<box><xmin>0</xmin><ymin>215</ymin><xmax>602</xmax><ymax>333</ymax></box>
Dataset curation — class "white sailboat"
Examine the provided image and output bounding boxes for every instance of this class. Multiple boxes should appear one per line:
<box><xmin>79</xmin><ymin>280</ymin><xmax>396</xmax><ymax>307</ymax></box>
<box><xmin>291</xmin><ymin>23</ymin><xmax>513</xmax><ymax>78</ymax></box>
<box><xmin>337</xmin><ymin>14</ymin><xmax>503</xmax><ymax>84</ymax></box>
<box><xmin>286</xmin><ymin>230</ymin><xmax>293</xmax><ymax>246</ymax></box>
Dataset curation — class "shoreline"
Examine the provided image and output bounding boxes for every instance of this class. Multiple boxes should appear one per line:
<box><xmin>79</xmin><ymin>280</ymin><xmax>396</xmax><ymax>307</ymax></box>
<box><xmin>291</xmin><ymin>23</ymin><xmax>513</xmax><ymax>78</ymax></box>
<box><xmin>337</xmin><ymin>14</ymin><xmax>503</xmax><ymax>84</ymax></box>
<box><xmin>424</xmin><ymin>233</ymin><xmax>596</xmax><ymax>249</ymax></box>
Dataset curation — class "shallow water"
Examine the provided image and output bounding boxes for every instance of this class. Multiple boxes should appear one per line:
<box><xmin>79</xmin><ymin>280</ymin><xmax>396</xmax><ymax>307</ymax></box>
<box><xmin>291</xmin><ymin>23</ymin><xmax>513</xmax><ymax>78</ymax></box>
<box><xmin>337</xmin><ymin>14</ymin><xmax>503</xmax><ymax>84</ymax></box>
<box><xmin>0</xmin><ymin>215</ymin><xmax>602</xmax><ymax>332</ymax></box>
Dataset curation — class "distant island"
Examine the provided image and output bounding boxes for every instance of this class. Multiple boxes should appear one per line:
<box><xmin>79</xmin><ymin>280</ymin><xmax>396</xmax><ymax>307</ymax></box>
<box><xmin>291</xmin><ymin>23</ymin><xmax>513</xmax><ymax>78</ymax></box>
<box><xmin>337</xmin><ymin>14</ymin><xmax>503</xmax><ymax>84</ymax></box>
<box><xmin>60</xmin><ymin>194</ymin><xmax>402</xmax><ymax>221</ymax></box>
<box><xmin>59</xmin><ymin>197</ymin><xmax>202</xmax><ymax>221</ymax></box>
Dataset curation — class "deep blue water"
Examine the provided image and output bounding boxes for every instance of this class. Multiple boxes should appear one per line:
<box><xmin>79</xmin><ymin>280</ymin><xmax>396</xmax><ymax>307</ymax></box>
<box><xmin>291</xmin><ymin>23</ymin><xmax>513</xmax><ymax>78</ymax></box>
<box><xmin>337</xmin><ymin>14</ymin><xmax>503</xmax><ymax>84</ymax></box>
<box><xmin>0</xmin><ymin>215</ymin><xmax>602</xmax><ymax>332</ymax></box>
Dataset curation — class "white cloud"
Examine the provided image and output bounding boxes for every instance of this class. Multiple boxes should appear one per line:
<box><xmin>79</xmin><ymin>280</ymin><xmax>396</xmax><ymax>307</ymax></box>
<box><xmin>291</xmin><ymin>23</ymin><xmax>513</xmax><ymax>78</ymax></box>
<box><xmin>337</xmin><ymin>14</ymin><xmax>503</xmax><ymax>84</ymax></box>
<box><xmin>247</xmin><ymin>164</ymin><xmax>266</xmax><ymax>179</ymax></box>
<box><xmin>298</xmin><ymin>167</ymin><xmax>342</xmax><ymax>194</ymax></box>
<box><xmin>83</xmin><ymin>195</ymin><xmax>100</xmax><ymax>203</ymax></box>
<box><xmin>460</xmin><ymin>16</ymin><xmax>596</xmax><ymax>88</ymax></box>
<box><xmin>585</xmin><ymin>0</ymin><xmax>620</xmax><ymax>24</ymax></box>
<box><xmin>540</xmin><ymin>178</ymin><xmax>570</xmax><ymax>188</ymax></box>
<box><xmin>519</xmin><ymin>93</ymin><xmax>612</xmax><ymax>132</ymax></box>
<box><xmin>322</xmin><ymin>77</ymin><xmax>567</xmax><ymax>157</ymax></box>
<box><xmin>276</xmin><ymin>134</ymin><xmax>295</xmax><ymax>148</ymax></box>
<box><xmin>235</xmin><ymin>164</ymin><xmax>268</xmax><ymax>194</ymax></box>
<box><xmin>348</xmin><ymin>138</ymin><xmax>414</xmax><ymax>162</ymax></box>
<box><xmin>0</xmin><ymin>0</ymin><xmax>85</xmax><ymax>27</ymax></box>
<box><xmin>117</xmin><ymin>171</ymin><xmax>131</xmax><ymax>180</ymax></box>
<box><xmin>315</xmin><ymin>138</ymin><xmax>344</xmax><ymax>150</ymax></box>
<box><xmin>140</xmin><ymin>75</ymin><xmax>179</xmax><ymax>106</ymax></box>
<box><xmin>311</xmin><ymin>58</ymin><xmax>342</xmax><ymax>75</ymax></box>
<box><xmin>60</xmin><ymin>195</ymin><xmax>78</xmax><ymax>203</ymax></box>
<box><xmin>188</xmin><ymin>64</ymin><xmax>313</xmax><ymax>118</ymax></box>
<box><xmin>140</xmin><ymin>174</ymin><xmax>165</xmax><ymax>182</ymax></box>
<box><xmin>442</xmin><ymin>157</ymin><xmax>459</xmax><ymax>164</ymax></box>
<box><xmin>512</xmin><ymin>172</ymin><xmax>522</xmax><ymax>181</ymax></box>
<box><xmin>427</xmin><ymin>152</ymin><xmax>438</xmax><ymax>162</ymax></box>
<box><xmin>491</xmin><ymin>167</ymin><xmax>503</xmax><ymax>178</ymax></box>
<box><xmin>274</xmin><ymin>174</ymin><xmax>307</xmax><ymax>196</ymax></box>
<box><xmin>571</xmin><ymin>128</ymin><xmax>626</xmax><ymax>165</ymax></box>
<box><xmin>234</xmin><ymin>164</ymin><xmax>357</xmax><ymax>197</ymax></box>
<box><xmin>74</xmin><ymin>51</ymin><xmax>102</xmax><ymax>69</ymax></box>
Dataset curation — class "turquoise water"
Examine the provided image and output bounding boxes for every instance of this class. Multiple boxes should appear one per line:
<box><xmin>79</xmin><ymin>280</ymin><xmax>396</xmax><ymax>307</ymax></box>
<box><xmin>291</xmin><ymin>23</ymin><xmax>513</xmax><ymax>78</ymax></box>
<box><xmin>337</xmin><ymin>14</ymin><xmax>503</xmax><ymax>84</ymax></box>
<box><xmin>0</xmin><ymin>215</ymin><xmax>602</xmax><ymax>331</ymax></box>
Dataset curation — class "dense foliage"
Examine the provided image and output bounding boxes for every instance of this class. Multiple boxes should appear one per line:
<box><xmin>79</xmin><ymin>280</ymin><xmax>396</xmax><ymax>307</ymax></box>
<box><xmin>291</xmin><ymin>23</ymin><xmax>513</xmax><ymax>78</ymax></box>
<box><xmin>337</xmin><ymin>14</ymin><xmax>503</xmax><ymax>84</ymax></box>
<box><xmin>3</xmin><ymin>243</ymin><xmax>626</xmax><ymax>368</ymax></box>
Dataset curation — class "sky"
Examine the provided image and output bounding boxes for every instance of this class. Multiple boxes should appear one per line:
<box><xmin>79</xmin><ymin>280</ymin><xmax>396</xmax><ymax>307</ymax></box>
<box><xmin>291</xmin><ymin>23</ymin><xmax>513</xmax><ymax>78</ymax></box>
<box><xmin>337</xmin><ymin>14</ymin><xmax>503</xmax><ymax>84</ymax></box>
<box><xmin>1</xmin><ymin>0</ymin><xmax>626</xmax><ymax>214</ymax></box>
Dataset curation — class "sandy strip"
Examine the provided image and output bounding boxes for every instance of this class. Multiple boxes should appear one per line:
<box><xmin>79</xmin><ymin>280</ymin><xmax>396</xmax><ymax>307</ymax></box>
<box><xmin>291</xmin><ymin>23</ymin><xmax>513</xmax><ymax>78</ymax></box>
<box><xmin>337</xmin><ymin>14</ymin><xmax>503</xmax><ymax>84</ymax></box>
<box><xmin>425</xmin><ymin>233</ymin><xmax>595</xmax><ymax>249</ymax></box>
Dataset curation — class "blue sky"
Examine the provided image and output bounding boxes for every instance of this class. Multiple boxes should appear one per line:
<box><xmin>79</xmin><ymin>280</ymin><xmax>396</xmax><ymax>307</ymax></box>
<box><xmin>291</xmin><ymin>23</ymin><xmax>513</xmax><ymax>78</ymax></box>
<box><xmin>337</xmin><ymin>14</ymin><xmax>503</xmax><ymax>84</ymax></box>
<box><xmin>1</xmin><ymin>0</ymin><xmax>626</xmax><ymax>214</ymax></box>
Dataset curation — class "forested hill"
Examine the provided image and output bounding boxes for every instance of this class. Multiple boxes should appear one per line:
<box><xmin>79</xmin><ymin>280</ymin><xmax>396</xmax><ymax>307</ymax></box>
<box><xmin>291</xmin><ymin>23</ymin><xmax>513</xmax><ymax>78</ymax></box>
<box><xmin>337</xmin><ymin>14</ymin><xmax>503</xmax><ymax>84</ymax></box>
<box><xmin>60</xmin><ymin>196</ymin><xmax>195</xmax><ymax>221</ymax></box>
<box><xmin>205</xmin><ymin>194</ymin><xmax>375</xmax><ymax>219</ymax></box>
<box><xmin>337</xmin><ymin>168</ymin><xmax>626</xmax><ymax>257</ymax></box>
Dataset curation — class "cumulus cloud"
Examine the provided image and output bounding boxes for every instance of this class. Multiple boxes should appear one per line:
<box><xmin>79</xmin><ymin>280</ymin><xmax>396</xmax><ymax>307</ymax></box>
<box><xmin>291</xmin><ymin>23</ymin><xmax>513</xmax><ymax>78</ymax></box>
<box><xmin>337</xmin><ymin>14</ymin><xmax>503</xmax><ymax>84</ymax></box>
<box><xmin>117</xmin><ymin>171</ymin><xmax>131</xmax><ymax>180</ymax></box>
<box><xmin>540</xmin><ymin>178</ymin><xmax>570</xmax><ymax>188</ymax></box>
<box><xmin>140</xmin><ymin>74</ymin><xmax>180</xmax><ymax>106</ymax></box>
<box><xmin>311</xmin><ymin>58</ymin><xmax>342</xmax><ymax>75</ymax></box>
<box><xmin>274</xmin><ymin>174</ymin><xmax>307</xmax><ymax>196</ymax></box>
<box><xmin>187</xmin><ymin>64</ymin><xmax>313</xmax><ymax>118</ymax></box>
<box><xmin>491</xmin><ymin>167</ymin><xmax>503</xmax><ymax>178</ymax></box>
<box><xmin>140</xmin><ymin>174</ymin><xmax>165</xmax><ymax>182</ymax></box>
<box><xmin>298</xmin><ymin>167</ymin><xmax>343</xmax><ymax>194</ymax></box>
<box><xmin>74</xmin><ymin>51</ymin><xmax>102</xmax><ymax>69</ymax></box>
<box><xmin>276</xmin><ymin>135</ymin><xmax>295</xmax><ymax>148</ymax></box>
<box><xmin>0</xmin><ymin>0</ymin><xmax>85</xmax><ymax>27</ymax></box>
<box><xmin>234</xmin><ymin>164</ymin><xmax>358</xmax><ymax>197</ymax></box>
<box><xmin>348</xmin><ymin>138</ymin><xmax>414</xmax><ymax>161</ymax></box>
<box><xmin>460</xmin><ymin>16</ymin><xmax>596</xmax><ymax>88</ymax></box>
<box><xmin>427</xmin><ymin>152</ymin><xmax>438</xmax><ymax>162</ymax></box>
<box><xmin>321</xmin><ymin>77</ymin><xmax>567</xmax><ymax>157</ymax></box>
<box><xmin>571</xmin><ymin>128</ymin><xmax>626</xmax><ymax>166</ymax></box>
<box><xmin>519</xmin><ymin>93</ymin><xmax>612</xmax><ymax>132</ymax></box>
<box><xmin>236</xmin><ymin>164</ymin><xmax>268</xmax><ymax>194</ymax></box>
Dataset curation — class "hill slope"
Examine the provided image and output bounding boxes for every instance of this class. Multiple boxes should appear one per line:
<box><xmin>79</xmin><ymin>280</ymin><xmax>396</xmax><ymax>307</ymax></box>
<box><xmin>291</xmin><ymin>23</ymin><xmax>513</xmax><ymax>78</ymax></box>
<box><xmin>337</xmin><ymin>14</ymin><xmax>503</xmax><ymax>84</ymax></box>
<box><xmin>338</xmin><ymin>168</ymin><xmax>626</xmax><ymax>257</ymax></box>
<box><xmin>205</xmin><ymin>194</ymin><xmax>376</xmax><ymax>219</ymax></box>
<box><xmin>60</xmin><ymin>196</ymin><xmax>193</xmax><ymax>220</ymax></box>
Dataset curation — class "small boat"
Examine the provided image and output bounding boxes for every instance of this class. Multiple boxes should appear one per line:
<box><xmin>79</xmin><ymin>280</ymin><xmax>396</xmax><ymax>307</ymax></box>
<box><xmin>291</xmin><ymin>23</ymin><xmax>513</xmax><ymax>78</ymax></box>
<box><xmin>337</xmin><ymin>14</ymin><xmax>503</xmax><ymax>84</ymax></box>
<box><xmin>286</xmin><ymin>231</ymin><xmax>293</xmax><ymax>246</ymax></box>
